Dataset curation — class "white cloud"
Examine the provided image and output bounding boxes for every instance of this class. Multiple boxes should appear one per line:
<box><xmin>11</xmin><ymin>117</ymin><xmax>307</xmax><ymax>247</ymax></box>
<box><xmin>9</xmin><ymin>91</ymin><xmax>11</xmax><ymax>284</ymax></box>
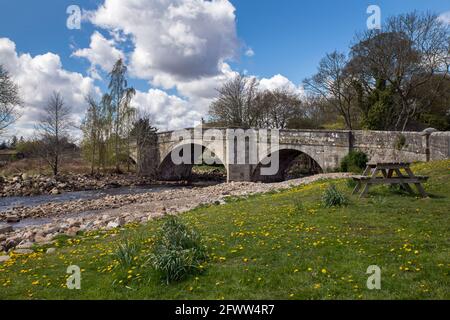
<box><xmin>70</xmin><ymin>0</ymin><xmax>304</xmax><ymax>131</ymax></box>
<box><xmin>0</xmin><ymin>38</ymin><xmax>100</xmax><ymax>139</ymax></box>
<box><xmin>88</xmin><ymin>0</ymin><xmax>238</xmax><ymax>84</ymax></box>
<box><xmin>438</xmin><ymin>11</ymin><xmax>450</xmax><ymax>25</ymax></box>
<box><xmin>245</xmin><ymin>47</ymin><xmax>255</xmax><ymax>57</ymax></box>
<box><xmin>72</xmin><ymin>31</ymin><xmax>124</xmax><ymax>79</ymax></box>
<box><xmin>132</xmin><ymin>89</ymin><xmax>202</xmax><ymax>130</ymax></box>
<box><xmin>77</xmin><ymin>0</ymin><xmax>242</xmax><ymax>131</ymax></box>
<box><xmin>259</xmin><ymin>74</ymin><xmax>305</xmax><ymax>97</ymax></box>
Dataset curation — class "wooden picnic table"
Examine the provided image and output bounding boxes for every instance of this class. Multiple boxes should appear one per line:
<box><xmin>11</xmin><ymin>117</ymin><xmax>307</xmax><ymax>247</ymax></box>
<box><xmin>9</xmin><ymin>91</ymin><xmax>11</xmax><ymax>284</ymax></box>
<box><xmin>352</xmin><ymin>162</ymin><xmax>429</xmax><ymax>198</ymax></box>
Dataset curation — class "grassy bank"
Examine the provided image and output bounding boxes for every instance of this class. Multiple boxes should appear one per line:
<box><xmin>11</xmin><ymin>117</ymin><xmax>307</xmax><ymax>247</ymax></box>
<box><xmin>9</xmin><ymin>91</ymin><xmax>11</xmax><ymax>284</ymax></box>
<box><xmin>0</xmin><ymin>160</ymin><xmax>449</xmax><ymax>299</ymax></box>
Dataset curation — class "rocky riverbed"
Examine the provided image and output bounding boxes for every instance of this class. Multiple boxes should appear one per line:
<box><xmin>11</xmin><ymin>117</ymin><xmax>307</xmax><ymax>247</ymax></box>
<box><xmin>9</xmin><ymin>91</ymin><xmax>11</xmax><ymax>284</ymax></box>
<box><xmin>0</xmin><ymin>173</ymin><xmax>157</xmax><ymax>197</ymax></box>
<box><xmin>0</xmin><ymin>172</ymin><xmax>351</xmax><ymax>256</ymax></box>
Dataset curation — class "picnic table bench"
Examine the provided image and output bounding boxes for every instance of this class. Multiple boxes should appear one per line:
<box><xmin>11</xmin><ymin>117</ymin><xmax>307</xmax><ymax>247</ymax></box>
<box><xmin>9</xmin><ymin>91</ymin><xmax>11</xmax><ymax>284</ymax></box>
<box><xmin>352</xmin><ymin>162</ymin><xmax>429</xmax><ymax>198</ymax></box>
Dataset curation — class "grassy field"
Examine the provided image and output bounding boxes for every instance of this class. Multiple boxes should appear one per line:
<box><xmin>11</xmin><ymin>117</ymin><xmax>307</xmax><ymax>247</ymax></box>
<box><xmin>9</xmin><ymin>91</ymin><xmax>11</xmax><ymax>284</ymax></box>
<box><xmin>0</xmin><ymin>160</ymin><xmax>449</xmax><ymax>300</ymax></box>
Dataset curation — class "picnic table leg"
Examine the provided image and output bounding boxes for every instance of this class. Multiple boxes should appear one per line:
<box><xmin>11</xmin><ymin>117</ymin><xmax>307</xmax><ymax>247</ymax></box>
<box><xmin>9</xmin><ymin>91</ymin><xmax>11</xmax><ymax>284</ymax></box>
<box><xmin>384</xmin><ymin>168</ymin><xmax>400</xmax><ymax>190</ymax></box>
<box><xmin>352</xmin><ymin>165</ymin><xmax>371</xmax><ymax>195</ymax></box>
<box><xmin>361</xmin><ymin>166</ymin><xmax>371</xmax><ymax>176</ymax></box>
<box><xmin>359</xmin><ymin>168</ymin><xmax>378</xmax><ymax>198</ymax></box>
<box><xmin>352</xmin><ymin>182</ymin><xmax>362</xmax><ymax>195</ymax></box>
<box><xmin>404</xmin><ymin>167</ymin><xmax>428</xmax><ymax>198</ymax></box>
<box><xmin>394</xmin><ymin>168</ymin><xmax>415</xmax><ymax>194</ymax></box>
<box><xmin>360</xmin><ymin>183</ymin><xmax>371</xmax><ymax>198</ymax></box>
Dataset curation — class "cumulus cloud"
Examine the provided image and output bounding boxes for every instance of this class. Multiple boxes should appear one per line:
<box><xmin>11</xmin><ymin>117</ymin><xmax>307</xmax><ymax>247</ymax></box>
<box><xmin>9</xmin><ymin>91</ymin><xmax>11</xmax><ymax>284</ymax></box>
<box><xmin>132</xmin><ymin>88</ymin><xmax>202</xmax><ymax>130</ymax></box>
<box><xmin>72</xmin><ymin>31</ymin><xmax>124</xmax><ymax>79</ymax></box>
<box><xmin>259</xmin><ymin>74</ymin><xmax>305</xmax><ymax>96</ymax></box>
<box><xmin>438</xmin><ymin>11</ymin><xmax>450</xmax><ymax>25</ymax></box>
<box><xmin>69</xmin><ymin>0</ymin><xmax>303</xmax><ymax>131</ymax></box>
<box><xmin>88</xmin><ymin>0</ymin><xmax>238</xmax><ymax>85</ymax></box>
<box><xmin>0</xmin><ymin>38</ymin><xmax>100</xmax><ymax>138</ymax></box>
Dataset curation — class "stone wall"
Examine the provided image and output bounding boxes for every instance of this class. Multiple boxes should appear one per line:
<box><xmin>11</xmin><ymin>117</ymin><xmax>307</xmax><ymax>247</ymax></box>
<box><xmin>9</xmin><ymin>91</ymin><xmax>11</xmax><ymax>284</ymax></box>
<box><xmin>429</xmin><ymin>132</ymin><xmax>450</xmax><ymax>161</ymax></box>
<box><xmin>352</xmin><ymin>130</ymin><xmax>428</xmax><ymax>163</ymax></box>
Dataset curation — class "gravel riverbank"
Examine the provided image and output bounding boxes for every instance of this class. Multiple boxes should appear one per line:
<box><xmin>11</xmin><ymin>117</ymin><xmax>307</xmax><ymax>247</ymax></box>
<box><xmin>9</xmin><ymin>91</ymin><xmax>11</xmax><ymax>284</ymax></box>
<box><xmin>0</xmin><ymin>173</ymin><xmax>351</xmax><ymax>255</ymax></box>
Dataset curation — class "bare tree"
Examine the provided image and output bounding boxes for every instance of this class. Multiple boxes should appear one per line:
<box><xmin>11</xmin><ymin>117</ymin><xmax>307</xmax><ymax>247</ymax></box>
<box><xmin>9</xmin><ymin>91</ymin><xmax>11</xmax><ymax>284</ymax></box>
<box><xmin>0</xmin><ymin>65</ymin><xmax>21</xmax><ymax>135</ymax></box>
<box><xmin>209</xmin><ymin>74</ymin><xmax>259</xmax><ymax>127</ymax></box>
<box><xmin>209</xmin><ymin>74</ymin><xmax>304</xmax><ymax>129</ymax></box>
<box><xmin>255</xmin><ymin>88</ymin><xmax>303</xmax><ymax>129</ymax></box>
<box><xmin>303</xmin><ymin>51</ymin><xmax>359</xmax><ymax>129</ymax></box>
<box><xmin>36</xmin><ymin>92</ymin><xmax>72</xmax><ymax>176</ymax></box>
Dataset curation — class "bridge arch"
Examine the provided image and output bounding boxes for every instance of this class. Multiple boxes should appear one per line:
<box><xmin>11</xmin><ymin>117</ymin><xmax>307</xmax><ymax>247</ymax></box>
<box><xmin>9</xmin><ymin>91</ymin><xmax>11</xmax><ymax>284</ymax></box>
<box><xmin>251</xmin><ymin>146</ymin><xmax>323</xmax><ymax>182</ymax></box>
<box><xmin>158</xmin><ymin>141</ymin><xmax>227</xmax><ymax>181</ymax></box>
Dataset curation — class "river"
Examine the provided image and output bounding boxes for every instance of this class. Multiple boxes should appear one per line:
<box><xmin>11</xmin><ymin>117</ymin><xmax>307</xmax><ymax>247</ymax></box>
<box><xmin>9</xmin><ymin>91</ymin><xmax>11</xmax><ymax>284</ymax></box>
<box><xmin>0</xmin><ymin>182</ymin><xmax>219</xmax><ymax>229</ymax></box>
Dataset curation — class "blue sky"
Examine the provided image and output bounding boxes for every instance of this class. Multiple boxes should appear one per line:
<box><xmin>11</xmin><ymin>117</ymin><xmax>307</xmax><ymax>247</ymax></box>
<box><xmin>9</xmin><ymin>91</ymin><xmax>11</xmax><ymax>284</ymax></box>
<box><xmin>232</xmin><ymin>0</ymin><xmax>449</xmax><ymax>84</ymax></box>
<box><xmin>0</xmin><ymin>0</ymin><xmax>448</xmax><ymax>136</ymax></box>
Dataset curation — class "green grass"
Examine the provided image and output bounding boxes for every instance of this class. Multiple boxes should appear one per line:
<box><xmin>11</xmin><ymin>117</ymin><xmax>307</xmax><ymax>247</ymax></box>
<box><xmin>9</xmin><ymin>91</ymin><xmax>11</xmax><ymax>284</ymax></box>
<box><xmin>0</xmin><ymin>160</ymin><xmax>449</xmax><ymax>300</ymax></box>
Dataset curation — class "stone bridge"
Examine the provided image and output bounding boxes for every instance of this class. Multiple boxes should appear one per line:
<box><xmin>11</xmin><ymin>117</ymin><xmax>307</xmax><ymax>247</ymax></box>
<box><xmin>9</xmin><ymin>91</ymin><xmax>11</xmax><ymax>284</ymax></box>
<box><xmin>131</xmin><ymin>128</ymin><xmax>450</xmax><ymax>182</ymax></box>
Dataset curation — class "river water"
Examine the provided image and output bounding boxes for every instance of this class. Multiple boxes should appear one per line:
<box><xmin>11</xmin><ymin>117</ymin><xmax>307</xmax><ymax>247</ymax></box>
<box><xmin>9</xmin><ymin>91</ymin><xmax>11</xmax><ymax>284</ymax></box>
<box><xmin>0</xmin><ymin>182</ymin><xmax>219</xmax><ymax>229</ymax></box>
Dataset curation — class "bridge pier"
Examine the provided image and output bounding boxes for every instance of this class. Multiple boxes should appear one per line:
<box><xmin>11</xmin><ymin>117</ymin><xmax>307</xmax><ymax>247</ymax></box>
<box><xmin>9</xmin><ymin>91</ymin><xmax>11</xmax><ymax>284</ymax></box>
<box><xmin>226</xmin><ymin>164</ymin><xmax>255</xmax><ymax>182</ymax></box>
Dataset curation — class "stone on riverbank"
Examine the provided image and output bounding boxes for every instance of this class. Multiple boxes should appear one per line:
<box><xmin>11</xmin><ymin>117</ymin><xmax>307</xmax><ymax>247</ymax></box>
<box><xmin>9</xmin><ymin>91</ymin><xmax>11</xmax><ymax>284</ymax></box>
<box><xmin>17</xmin><ymin>242</ymin><xmax>34</xmax><ymax>249</ymax></box>
<box><xmin>0</xmin><ymin>255</ymin><xmax>10</xmax><ymax>263</ymax></box>
<box><xmin>14</xmin><ymin>249</ymin><xmax>33</xmax><ymax>254</ymax></box>
<box><xmin>0</xmin><ymin>224</ymin><xmax>13</xmax><ymax>235</ymax></box>
<box><xmin>6</xmin><ymin>215</ymin><xmax>20</xmax><ymax>223</ymax></box>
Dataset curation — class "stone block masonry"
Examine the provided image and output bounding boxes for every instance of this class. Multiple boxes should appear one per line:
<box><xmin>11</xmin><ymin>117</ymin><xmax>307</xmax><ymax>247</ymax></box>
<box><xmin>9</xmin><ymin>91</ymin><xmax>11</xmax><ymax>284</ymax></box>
<box><xmin>132</xmin><ymin>128</ymin><xmax>450</xmax><ymax>182</ymax></box>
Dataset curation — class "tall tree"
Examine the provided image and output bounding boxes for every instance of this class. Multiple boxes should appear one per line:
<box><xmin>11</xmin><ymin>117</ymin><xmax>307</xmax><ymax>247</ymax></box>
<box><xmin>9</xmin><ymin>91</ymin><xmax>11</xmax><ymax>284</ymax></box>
<box><xmin>81</xmin><ymin>95</ymin><xmax>104</xmax><ymax>175</ymax></box>
<box><xmin>130</xmin><ymin>113</ymin><xmax>158</xmax><ymax>177</ymax></box>
<box><xmin>209</xmin><ymin>74</ymin><xmax>304</xmax><ymax>129</ymax></box>
<box><xmin>255</xmin><ymin>88</ymin><xmax>303</xmax><ymax>129</ymax></box>
<box><xmin>0</xmin><ymin>65</ymin><xmax>21</xmax><ymax>135</ymax></box>
<box><xmin>303</xmin><ymin>51</ymin><xmax>359</xmax><ymax>129</ymax></box>
<box><xmin>36</xmin><ymin>92</ymin><xmax>72</xmax><ymax>176</ymax></box>
<box><xmin>209</xmin><ymin>74</ymin><xmax>259</xmax><ymax>127</ymax></box>
<box><xmin>108</xmin><ymin>59</ymin><xmax>136</xmax><ymax>172</ymax></box>
<box><xmin>349</xmin><ymin>12</ymin><xmax>450</xmax><ymax>130</ymax></box>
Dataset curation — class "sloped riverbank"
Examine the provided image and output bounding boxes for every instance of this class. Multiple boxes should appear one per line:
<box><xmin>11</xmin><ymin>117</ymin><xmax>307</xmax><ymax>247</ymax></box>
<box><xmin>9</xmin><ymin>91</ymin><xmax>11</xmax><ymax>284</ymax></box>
<box><xmin>0</xmin><ymin>173</ymin><xmax>350</xmax><ymax>253</ymax></box>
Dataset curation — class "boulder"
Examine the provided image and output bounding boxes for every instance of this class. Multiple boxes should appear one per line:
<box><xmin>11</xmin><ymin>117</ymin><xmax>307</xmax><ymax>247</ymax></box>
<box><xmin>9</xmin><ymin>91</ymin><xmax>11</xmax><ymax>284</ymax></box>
<box><xmin>106</xmin><ymin>221</ymin><xmax>120</xmax><ymax>229</ymax></box>
<box><xmin>6</xmin><ymin>215</ymin><xmax>20</xmax><ymax>223</ymax></box>
<box><xmin>4</xmin><ymin>238</ymin><xmax>18</xmax><ymax>251</ymax></box>
<box><xmin>17</xmin><ymin>242</ymin><xmax>34</xmax><ymax>249</ymax></box>
<box><xmin>50</xmin><ymin>188</ymin><xmax>60</xmax><ymax>195</ymax></box>
<box><xmin>65</xmin><ymin>227</ymin><xmax>79</xmax><ymax>237</ymax></box>
<box><xmin>115</xmin><ymin>217</ymin><xmax>126</xmax><ymax>227</ymax></box>
<box><xmin>67</xmin><ymin>218</ymin><xmax>81</xmax><ymax>228</ymax></box>
<box><xmin>34</xmin><ymin>232</ymin><xmax>48</xmax><ymax>243</ymax></box>
<box><xmin>0</xmin><ymin>224</ymin><xmax>13</xmax><ymax>235</ymax></box>
<box><xmin>14</xmin><ymin>249</ymin><xmax>33</xmax><ymax>254</ymax></box>
<box><xmin>0</xmin><ymin>255</ymin><xmax>10</xmax><ymax>263</ymax></box>
<box><xmin>46</xmin><ymin>248</ymin><xmax>56</xmax><ymax>254</ymax></box>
